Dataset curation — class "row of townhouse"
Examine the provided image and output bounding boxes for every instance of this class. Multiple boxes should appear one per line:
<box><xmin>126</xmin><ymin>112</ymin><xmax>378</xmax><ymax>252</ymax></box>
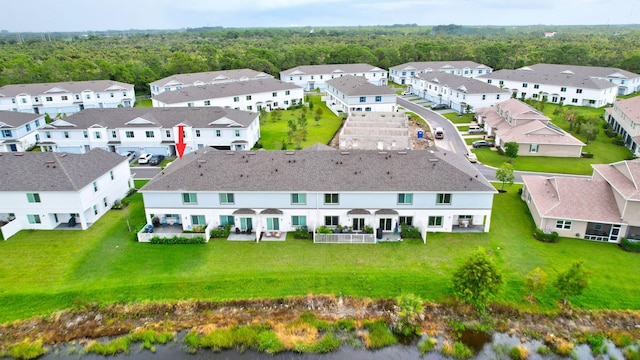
<box><xmin>150</xmin><ymin>69</ymin><xmax>274</xmax><ymax>97</ymax></box>
<box><xmin>389</xmin><ymin>61</ymin><xmax>493</xmax><ymax>85</ymax></box>
<box><xmin>407</xmin><ymin>72</ymin><xmax>511</xmax><ymax>113</ymax></box>
<box><xmin>37</xmin><ymin>107</ymin><xmax>260</xmax><ymax>155</ymax></box>
<box><xmin>139</xmin><ymin>146</ymin><xmax>496</xmax><ymax>242</ymax></box>
<box><xmin>0</xmin><ymin>149</ymin><xmax>133</xmax><ymax>240</ymax></box>
<box><xmin>605</xmin><ymin>96</ymin><xmax>640</xmax><ymax>155</ymax></box>
<box><xmin>0</xmin><ymin>111</ymin><xmax>47</xmax><ymax>152</ymax></box>
<box><xmin>279</xmin><ymin>64</ymin><xmax>388</xmax><ymax>91</ymax></box>
<box><xmin>323</xmin><ymin>75</ymin><xmax>397</xmax><ymax>116</ymax></box>
<box><xmin>0</xmin><ymin>80</ymin><xmax>135</xmax><ymax>115</ymax></box>
<box><xmin>151</xmin><ymin>78</ymin><xmax>304</xmax><ymax>112</ymax></box>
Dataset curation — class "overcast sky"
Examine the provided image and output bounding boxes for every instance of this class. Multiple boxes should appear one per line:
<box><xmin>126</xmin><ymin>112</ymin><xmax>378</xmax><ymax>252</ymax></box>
<box><xmin>1</xmin><ymin>0</ymin><xmax>637</xmax><ymax>32</ymax></box>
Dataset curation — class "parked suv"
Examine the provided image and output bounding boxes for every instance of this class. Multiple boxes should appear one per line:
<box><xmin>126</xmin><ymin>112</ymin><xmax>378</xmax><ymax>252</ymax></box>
<box><xmin>138</xmin><ymin>153</ymin><xmax>153</xmax><ymax>164</ymax></box>
<box><xmin>472</xmin><ymin>140</ymin><xmax>494</xmax><ymax>148</ymax></box>
<box><xmin>149</xmin><ymin>154</ymin><xmax>165</xmax><ymax>166</ymax></box>
<box><xmin>434</xmin><ymin>127</ymin><xmax>444</xmax><ymax>139</ymax></box>
<box><xmin>468</xmin><ymin>126</ymin><xmax>484</xmax><ymax>134</ymax></box>
<box><xmin>430</xmin><ymin>103</ymin><xmax>448</xmax><ymax>110</ymax></box>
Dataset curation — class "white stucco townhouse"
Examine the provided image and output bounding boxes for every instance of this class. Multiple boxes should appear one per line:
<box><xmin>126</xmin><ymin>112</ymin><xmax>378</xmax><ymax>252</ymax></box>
<box><xmin>0</xmin><ymin>80</ymin><xmax>135</xmax><ymax>116</ymax></box>
<box><xmin>280</xmin><ymin>64</ymin><xmax>388</xmax><ymax>91</ymax></box>
<box><xmin>38</xmin><ymin>107</ymin><xmax>260</xmax><ymax>156</ymax></box>
<box><xmin>150</xmin><ymin>69</ymin><xmax>274</xmax><ymax>97</ymax></box>
<box><xmin>408</xmin><ymin>72</ymin><xmax>511</xmax><ymax>113</ymax></box>
<box><xmin>605</xmin><ymin>96</ymin><xmax>640</xmax><ymax>155</ymax></box>
<box><xmin>151</xmin><ymin>79</ymin><xmax>303</xmax><ymax>112</ymax></box>
<box><xmin>389</xmin><ymin>61</ymin><xmax>493</xmax><ymax>85</ymax></box>
<box><xmin>324</xmin><ymin>75</ymin><xmax>397</xmax><ymax>116</ymax></box>
<box><xmin>0</xmin><ymin>149</ymin><xmax>134</xmax><ymax>240</ymax></box>
<box><xmin>139</xmin><ymin>146</ymin><xmax>497</xmax><ymax>243</ymax></box>
<box><xmin>0</xmin><ymin>111</ymin><xmax>47</xmax><ymax>152</ymax></box>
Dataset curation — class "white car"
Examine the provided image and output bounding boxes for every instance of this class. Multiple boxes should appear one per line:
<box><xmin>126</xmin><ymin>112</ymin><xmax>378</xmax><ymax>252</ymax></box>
<box><xmin>138</xmin><ymin>153</ymin><xmax>153</xmax><ymax>164</ymax></box>
<box><xmin>466</xmin><ymin>153</ymin><xmax>478</xmax><ymax>163</ymax></box>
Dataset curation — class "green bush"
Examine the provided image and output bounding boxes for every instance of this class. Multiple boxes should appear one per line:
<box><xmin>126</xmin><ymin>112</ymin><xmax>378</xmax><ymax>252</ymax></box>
<box><xmin>620</xmin><ymin>238</ymin><xmax>640</xmax><ymax>253</ymax></box>
<box><xmin>86</xmin><ymin>337</ymin><xmax>131</xmax><ymax>355</ymax></box>
<box><xmin>149</xmin><ymin>235</ymin><xmax>206</xmax><ymax>244</ymax></box>
<box><xmin>257</xmin><ymin>330</ymin><xmax>285</xmax><ymax>354</ymax></box>
<box><xmin>6</xmin><ymin>338</ymin><xmax>47</xmax><ymax>360</ymax></box>
<box><xmin>293</xmin><ymin>227</ymin><xmax>312</xmax><ymax>239</ymax></box>
<box><xmin>533</xmin><ymin>229</ymin><xmax>559</xmax><ymax>243</ymax></box>
<box><xmin>209</xmin><ymin>224</ymin><xmax>232</xmax><ymax>238</ymax></box>
<box><xmin>133</xmin><ymin>222</ymin><xmax>147</xmax><ymax>241</ymax></box>
<box><xmin>316</xmin><ymin>226</ymin><xmax>333</xmax><ymax>234</ymax></box>
<box><xmin>363</xmin><ymin>320</ymin><xmax>398</xmax><ymax>349</ymax></box>
<box><xmin>400</xmin><ymin>224</ymin><xmax>421</xmax><ymax>239</ymax></box>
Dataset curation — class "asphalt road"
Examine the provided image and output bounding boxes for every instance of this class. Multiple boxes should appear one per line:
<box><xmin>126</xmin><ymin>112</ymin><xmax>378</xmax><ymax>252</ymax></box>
<box><xmin>131</xmin><ymin>166</ymin><xmax>161</xmax><ymax>179</ymax></box>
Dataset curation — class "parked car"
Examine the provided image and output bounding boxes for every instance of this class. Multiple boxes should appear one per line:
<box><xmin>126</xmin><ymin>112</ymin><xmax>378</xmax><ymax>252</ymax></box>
<box><xmin>434</xmin><ymin>127</ymin><xmax>444</xmax><ymax>139</ymax></box>
<box><xmin>122</xmin><ymin>151</ymin><xmax>137</xmax><ymax>163</ymax></box>
<box><xmin>138</xmin><ymin>153</ymin><xmax>153</xmax><ymax>164</ymax></box>
<box><xmin>466</xmin><ymin>153</ymin><xmax>478</xmax><ymax>163</ymax></box>
<box><xmin>472</xmin><ymin>140</ymin><xmax>494</xmax><ymax>148</ymax></box>
<box><xmin>430</xmin><ymin>103</ymin><xmax>449</xmax><ymax>110</ymax></box>
<box><xmin>468</xmin><ymin>126</ymin><xmax>484</xmax><ymax>134</ymax></box>
<box><xmin>148</xmin><ymin>154</ymin><xmax>165</xmax><ymax>166</ymax></box>
<box><xmin>401</xmin><ymin>91</ymin><xmax>411</xmax><ymax>96</ymax></box>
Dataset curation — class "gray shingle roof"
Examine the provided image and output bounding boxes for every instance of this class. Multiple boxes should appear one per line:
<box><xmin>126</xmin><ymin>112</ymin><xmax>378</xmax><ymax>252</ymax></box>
<box><xmin>326</xmin><ymin>75</ymin><xmax>396</xmax><ymax>96</ymax></box>
<box><xmin>0</xmin><ymin>111</ymin><xmax>44</xmax><ymax>128</ymax></box>
<box><xmin>152</xmin><ymin>79</ymin><xmax>302</xmax><ymax>104</ymax></box>
<box><xmin>150</xmin><ymin>69</ymin><xmax>273</xmax><ymax>88</ymax></box>
<box><xmin>0</xmin><ymin>148</ymin><xmax>127</xmax><ymax>192</ymax></box>
<box><xmin>44</xmin><ymin>107</ymin><xmax>257</xmax><ymax>130</ymax></box>
<box><xmin>523</xmin><ymin>63</ymin><xmax>640</xmax><ymax>80</ymax></box>
<box><xmin>141</xmin><ymin>147</ymin><xmax>495</xmax><ymax>193</ymax></box>
<box><xmin>281</xmin><ymin>63</ymin><xmax>385</xmax><ymax>76</ymax></box>
<box><xmin>390</xmin><ymin>61</ymin><xmax>491</xmax><ymax>72</ymax></box>
<box><xmin>0</xmin><ymin>80</ymin><xmax>134</xmax><ymax>97</ymax></box>
<box><xmin>415</xmin><ymin>72</ymin><xmax>510</xmax><ymax>95</ymax></box>
<box><xmin>478</xmin><ymin>69</ymin><xmax>618</xmax><ymax>90</ymax></box>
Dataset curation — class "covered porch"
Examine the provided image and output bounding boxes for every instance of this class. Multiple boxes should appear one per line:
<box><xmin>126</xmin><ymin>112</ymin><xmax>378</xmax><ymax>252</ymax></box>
<box><xmin>584</xmin><ymin>222</ymin><xmax>622</xmax><ymax>242</ymax></box>
<box><xmin>451</xmin><ymin>214</ymin><xmax>489</xmax><ymax>233</ymax></box>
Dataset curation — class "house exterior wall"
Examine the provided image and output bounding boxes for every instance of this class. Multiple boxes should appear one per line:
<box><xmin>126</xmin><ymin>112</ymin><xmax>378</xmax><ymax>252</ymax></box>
<box><xmin>606</xmin><ymin>102</ymin><xmax>640</xmax><ymax>155</ymax></box>
<box><xmin>389</xmin><ymin>65</ymin><xmax>492</xmax><ymax>85</ymax></box>
<box><xmin>281</xmin><ymin>71</ymin><xmax>388</xmax><ymax>91</ymax></box>
<box><xmin>151</xmin><ymin>88</ymin><xmax>304</xmax><ymax>112</ymax></box>
<box><xmin>0</xmin><ymin>115</ymin><xmax>46</xmax><ymax>152</ymax></box>
<box><xmin>518</xmin><ymin>143</ymin><xmax>583</xmax><ymax>157</ymax></box>
<box><xmin>408</xmin><ymin>77</ymin><xmax>508</xmax><ymax>113</ymax></box>
<box><xmin>0</xmin><ymin>88</ymin><xmax>135</xmax><ymax>115</ymax></box>
<box><xmin>324</xmin><ymin>90</ymin><xmax>396</xmax><ymax>115</ymax></box>
<box><xmin>621</xmin><ymin>199</ymin><xmax>640</xmax><ymax>225</ymax></box>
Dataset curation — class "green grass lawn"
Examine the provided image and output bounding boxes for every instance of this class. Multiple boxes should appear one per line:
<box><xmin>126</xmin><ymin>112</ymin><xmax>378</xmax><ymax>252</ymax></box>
<box><xmin>1</xmin><ymin>185</ymin><xmax>638</xmax><ymax>323</ymax></box>
<box><xmin>258</xmin><ymin>95</ymin><xmax>343</xmax><ymax>150</ymax></box>
<box><xmin>443</xmin><ymin>113</ymin><xmax>474</xmax><ymax>124</ymax></box>
<box><xmin>135</xmin><ymin>99</ymin><xmax>152</xmax><ymax>108</ymax></box>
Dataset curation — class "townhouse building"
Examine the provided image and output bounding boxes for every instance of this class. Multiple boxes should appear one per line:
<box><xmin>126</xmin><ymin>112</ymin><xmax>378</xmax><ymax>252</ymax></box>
<box><xmin>0</xmin><ymin>111</ymin><xmax>47</xmax><ymax>152</ymax></box>
<box><xmin>0</xmin><ymin>80</ymin><xmax>135</xmax><ymax>115</ymax></box>
<box><xmin>280</xmin><ymin>64</ymin><xmax>387</xmax><ymax>91</ymax></box>
<box><xmin>0</xmin><ymin>149</ymin><xmax>133</xmax><ymax>240</ymax></box>
<box><xmin>150</xmin><ymin>69</ymin><xmax>274</xmax><ymax>97</ymax></box>
<box><xmin>139</xmin><ymin>147</ymin><xmax>496</xmax><ymax>242</ymax></box>
<box><xmin>151</xmin><ymin>78</ymin><xmax>303</xmax><ymax>112</ymax></box>
<box><xmin>408</xmin><ymin>72</ymin><xmax>511</xmax><ymax>113</ymax></box>
<box><xmin>38</xmin><ymin>107</ymin><xmax>260</xmax><ymax>155</ymax></box>
<box><xmin>604</xmin><ymin>96</ymin><xmax>640</xmax><ymax>155</ymax></box>
<box><xmin>477</xmin><ymin>65</ymin><xmax>620</xmax><ymax>108</ymax></box>
<box><xmin>324</xmin><ymin>75</ymin><xmax>397</xmax><ymax>115</ymax></box>
<box><xmin>389</xmin><ymin>61</ymin><xmax>493</xmax><ymax>85</ymax></box>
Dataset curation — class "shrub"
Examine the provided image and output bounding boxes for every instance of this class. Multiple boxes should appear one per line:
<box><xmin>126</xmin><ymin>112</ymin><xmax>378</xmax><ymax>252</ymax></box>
<box><xmin>533</xmin><ymin>229</ymin><xmax>559</xmax><ymax>243</ymax></box>
<box><xmin>111</xmin><ymin>199</ymin><xmax>125</xmax><ymax>210</ymax></box>
<box><xmin>581</xmin><ymin>152</ymin><xmax>594</xmax><ymax>158</ymax></box>
<box><xmin>363</xmin><ymin>225</ymin><xmax>374</xmax><ymax>234</ymax></box>
<box><xmin>257</xmin><ymin>330</ymin><xmax>285</xmax><ymax>354</ymax></box>
<box><xmin>620</xmin><ymin>237</ymin><xmax>640</xmax><ymax>253</ymax></box>
<box><xmin>400</xmin><ymin>224</ymin><xmax>421</xmax><ymax>239</ymax></box>
<box><xmin>316</xmin><ymin>226</ymin><xmax>333</xmax><ymax>234</ymax></box>
<box><xmin>293</xmin><ymin>227</ymin><xmax>312</xmax><ymax>239</ymax></box>
<box><xmin>419</xmin><ymin>337</ymin><xmax>437</xmax><ymax>355</ymax></box>
<box><xmin>392</xmin><ymin>293</ymin><xmax>424</xmax><ymax>336</ymax></box>
<box><xmin>362</xmin><ymin>320</ymin><xmax>398</xmax><ymax>349</ymax></box>
<box><xmin>86</xmin><ymin>337</ymin><xmax>131</xmax><ymax>355</ymax></box>
<box><xmin>200</xmin><ymin>328</ymin><xmax>234</xmax><ymax>352</ymax></box>
<box><xmin>612</xmin><ymin>135</ymin><xmax>625</xmax><ymax>146</ymax></box>
<box><xmin>149</xmin><ymin>235</ymin><xmax>206</xmax><ymax>244</ymax></box>
<box><xmin>584</xmin><ymin>333</ymin><xmax>604</xmax><ymax>355</ymax></box>
<box><xmin>509</xmin><ymin>345</ymin><xmax>530</xmax><ymax>359</ymax></box>
<box><xmin>7</xmin><ymin>338</ymin><xmax>47</xmax><ymax>360</ymax></box>
<box><xmin>210</xmin><ymin>224</ymin><xmax>232</xmax><ymax>238</ymax></box>
<box><xmin>133</xmin><ymin>222</ymin><xmax>147</xmax><ymax>240</ymax></box>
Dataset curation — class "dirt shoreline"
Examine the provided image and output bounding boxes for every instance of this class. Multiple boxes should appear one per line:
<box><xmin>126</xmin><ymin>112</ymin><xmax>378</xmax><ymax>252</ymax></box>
<box><xmin>1</xmin><ymin>296</ymin><xmax>639</xmax><ymax>351</ymax></box>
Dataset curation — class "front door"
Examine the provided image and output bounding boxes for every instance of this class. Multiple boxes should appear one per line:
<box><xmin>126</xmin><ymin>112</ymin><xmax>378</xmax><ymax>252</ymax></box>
<box><xmin>610</xmin><ymin>225</ymin><xmax>621</xmax><ymax>242</ymax></box>
<box><xmin>266</xmin><ymin>217</ymin><xmax>279</xmax><ymax>231</ymax></box>
<box><xmin>379</xmin><ymin>218</ymin><xmax>392</xmax><ymax>231</ymax></box>
<box><xmin>240</xmin><ymin>217</ymin><xmax>253</xmax><ymax>231</ymax></box>
<box><xmin>353</xmin><ymin>218</ymin><xmax>365</xmax><ymax>231</ymax></box>
<box><xmin>9</xmin><ymin>144</ymin><xmax>17</xmax><ymax>152</ymax></box>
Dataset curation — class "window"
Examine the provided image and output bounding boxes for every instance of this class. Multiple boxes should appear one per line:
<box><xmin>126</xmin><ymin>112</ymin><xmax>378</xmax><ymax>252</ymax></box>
<box><xmin>436</xmin><ymin>193</ymin><xmax>452</xmax><ymax>205</ymax></box>
<box><xmin>272</xmin><ymin>92</ymin><xmax>277</xmax><ymax>97</ymax></box>
<box><xmin>496</xmin><ymin>94</ymin><xmax>501</xmax><ymax>99</ymax></box>
<box><xmin>324</xmin><ymin>193</ymin><xmax>339</xmax><ymax>204</ymax></box>
<box><xmin>191</xmin><ymin>215</ymin><xmax>206</xmax><ymax>226</ymax></box>
<box><xmin>27</xmin><ymin>214</ymin><xmax>41</xmax><ymax>224</ymax></box>
<box><xmin>529</xmin><ymin>144</ymin><xmax>539</xmax><ymax>153</ymax></box>
<box><xmin>11</xmin><ymin>98</ymin><xmax>16</xmax><ymax>104</ymax></box>
<box><xmin>2</xmin><ymin>130</ymin><xmax>12</xmax><ymax>137</ymax></box>
<box><xmin>428</xmin><ymin>216</ymin><xmax>443</xmax><ymax>227</ymax></box>
<box><xmin>572</xmin><ymin>98</ymin><xmax>578</xmax><ymax>104</ymax></box>
<box><xmin>560</xmin><ymin>87</ymin><xmax>567</xmax><ymax>92</ymax></box>
<box><xmin>165</xmin><ymin>130</ymin><xmax>171</xmax><ymax>137</ymax></box>
<box><xmin>266</xmin><ymin>217</ymin><xmax>279</xmax><ymax>230</ymax></box>
<box><xmin>92</xmin><ymin>181</ymin><xmax>98</xmax><ymax>192</ymax></box>
<box><xmin>145</xmin><ymin>131</ymin><xmax>155</xmax><ymax>138</ymax></box>
<box><xmin>125</xmin><ymin>131</ymin><xmax>134</xmax><ymax>138</ymax></box>
<box><xmin>482</xmin><ymin>94</ymin><xmax>486</xmax><ymax>100</ymax></box>
<box><xmin>216</xmin><ymin>130</ymin><xmax>221</xmax><ymax>137</ymax></box>
<box><xmin>97</xmin><ymin>93</ymin><xmax>101</xmax><ymax>98</ymax></box>
<box><xmin>111</xmin><ymin>130</ymin><xmax>116</xmax><ymax>138</ymax></box>
<box><xmin>291</xmin><ymin>193</ymin><xmax>306</xmax><ymax>204</ymax></box>
<box><xmin>85</xmin><ymin>94</ymin><xmax>91</xmax><ymax>99</ymax></box>
<box><xmin>93</xmin><ymin>205</ymin><xmax>98</xmax><ymax>215</ymax></box>
<box><xmin>195</xmin><ymin>129</ymin><xmax>201</xmax><ymax>137</ymax></box>
<box><xmin>103</xmin><ymin>197</ymin><xmax>108</xmax><ymax>208</ymax></box>
<box><xmin>556</xmin><ymin>220</ymin><xmax>572</xmax><ymax>230</ymax></box>
<box><xmin>576</xmin><ymin>88</ymin><xmax>583</xmax><ymax>94</ymax></box>
<box><xmin>325</xmin><ymin>216</ymin><xmax>339</xmax><ymax>226</ymax></box>
<box><xmin>399</xmin><ymin>216</ymin><xmax>413</xmax><ymax>226</ymax></box>
<box><xmin>45</xmin><ymin>96</ymin><xmax>53</xmax><ymax>102</ymax></box>
<box><xmin>247</xmin><ymin>105</ymin><xmax>252</xmax><ymax>111</ymax></box>
<box><xmin>61</xmin><ymin>95</ymin><xmax>68</xmax><ymax>101</ymax></box>
<box><xmin>45</xmin><ymin>131</ymin><xmax>51</xmax><ymax>139</ymax></box>
<box><xmin>285</xmin><ymin>90</ymin><xmax>290</xmax><ymax>95</ymax></box>
<box><xmin>187</xmin><ymin>102</ymin><xmax>194</xmax><ymax>107</ymax></box>
<box><xmin>397</xmin><ymin>193</ymin><xmax>413</xmax><ymax>204</ymax></box>
<box><xmin>246</xmin><ymin>95</ymin><xmax>252</xmax><ymax>100</ymax></box>
<box><xmin>522</xmin><ymin>83</ymin><xmax>528</xmax><ymax>88</ymax></box>
<box><xmin>292</xmin><ymin>216</ymin><xmax>307</xmax><ymax>227</ymax></box>
<box><xmin>27</xmin><ymin>193</ymin><xmax>41</xmax><ymax>203</ymax></box>
<box><xmin>352</xmin><ymin>218</ymin><xmax>365</xmax><ymax>230</ymax></box>
<box><xmin>499</xmin><ymin>80</ymin><xmax>504</xmax><ymax>85</ymax></box>
<box><xmin>25</xmin><ymin>124</ymin><xmax>31</xmax><ymax>132</ymax></box>
<box><xmin>235</xmin><ymin>130</ymin><xmax>240</xmax><ymax>137</ymax></box>
<box><xmin>122</xmin><ymin>91</ymin><xmax>127</xmax><ymax>96</ymax></box>
<box><xmin>532</xmin><ymin>93</ymin><xmax>538</xmax><ymax>99</ymax></box>
<box><xmin>204</xmin><ymin>100</ymin><xmax>211</xmax><ymax>106</ymax></box>
<box><xmin>219</xmin><ymin>193</ymin><xmax>235</xmax><ymax>204</ymax></box>
<box><xmin>220</xmin><ymin>215</ymin><xmax>234</xmax><ymax>226</ymax></box>
<box><xmin>533</xmin><ymin>84</ymin><xmax>540</xmax><ymax>89</ymax></box>
<box><xmin>375</xmin><ymin>96</ymin><xmax>382</xmax><ymax>102</ymax></box>
<box><xmin>487</xmin><ymin>79</ymin><xmax>492</xmax><ymax>84</ymax></box>
<box><xmin>233</xmin><ymin>96</ymin><xmax>240</xmax><ymax>102</ymax></box>
<box><xmin>359</xmin><ymin>96</ymin><xmax>366</xmax><ymax>103</ymax></box>
<box><xmin>182</xmin><ymin>193</ymin><xmax>197</xmax><ymax>204</ymax></box>
<box><xmin>110</xmin><ymin>93</ymin><xmax>114</xmax><ymax>98</ymax></box>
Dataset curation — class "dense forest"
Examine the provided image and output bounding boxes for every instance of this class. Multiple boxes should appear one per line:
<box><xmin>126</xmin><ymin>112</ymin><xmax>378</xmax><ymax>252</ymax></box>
<box><xmin>1</xmin><ymin>25</ymin><xmax>640</xmax><ymax>95</ymax></box>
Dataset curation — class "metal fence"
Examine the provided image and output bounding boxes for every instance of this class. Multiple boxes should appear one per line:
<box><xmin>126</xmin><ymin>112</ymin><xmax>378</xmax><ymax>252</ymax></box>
<box><xmin>314</xmin><ymin>233</ymin><xmax>376</xmax><ymax>244</ymax></box>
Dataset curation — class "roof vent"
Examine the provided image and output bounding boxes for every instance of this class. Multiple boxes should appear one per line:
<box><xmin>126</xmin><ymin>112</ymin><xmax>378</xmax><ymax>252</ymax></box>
<box><xmin>378</xmin><ymin>151</ymin><xmax>388</xmax><ymax>155</ymax></box>
<box><xmin>45</xmin><ymin>160</ymin><xmax>55</xmax><ymax>164</ymax></box>
<box><xmin>225</xmin><ymin>151</ymin><xmax>235</xmax><ymax>155</ymax></box>
<box><xmin>340</xmin><ymin>151</ymin><xmax>350</xmax><ymax>155</ymax></box>
<box><xmin>285</xmin><ymin>151</ymin><xmax>295</xmax><ymax>155</ymax></box>
<box><xmin>429</xmin><ymin>158</ymin><xmax>438</xmax><ymax>162</ymax></box>
<box><xmin>197</xmin><ymin>159</ymin><xmax>207</xmax><ymax>163</ymax></box>
<box><xmin>13</xmin><ymin>153</ymin><xmax>24</xmax><ymax>156</ymax></box>
<box><xmin>397</xmin><ymin>151</ymin><xmax>407</xmax><ymax>155</ymax></box>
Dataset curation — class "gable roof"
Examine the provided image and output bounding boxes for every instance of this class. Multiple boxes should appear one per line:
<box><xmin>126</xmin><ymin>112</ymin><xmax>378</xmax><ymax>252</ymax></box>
<box><xmin>612</xmin><ymin>96</ymin><xmax>640</xmax><ymax>124</ymax></box>
<box><xmin>523</xmin><ymin>176</ymin><xmax>623</xmax><ymax>223</ymax></box>
<box><xmin>152</xmin><ymin>79</ymin><xmax>301</xmax><ymax>105</ymax></box>
<box><xmin>141</xmin><ymin>147</ymin><xmax>495</xmax><ymax>193</ymax></box>
<box><xmin>592</xmin><ymin>159</ymin><xmax>640</xmax><ymax>201</ymax></box>
<box><xmin>280</xmin><ymin>63</ymin><xmax>385</xmax><ymax>76</ymax></box>
<box><xmin>478</xmin><ymin>68</ymin><xmax>618</xmax><ymax>90</ymax></box>
<box><xmin>524</xmin><ymin>64</ymin><xmax>640</xmax><ymax>80</ymax></box>
<box><xmin>0</xmin><ymin>148</ymin><xmax>127</xmax><ymax>192</ymax></box>
<box><xmin>150</xmin><ymin>69</ymin><xmax>273</xmax><ymax>88</ymax></box>
<box><xmin>415</xmin><ymin>72</ymin><xmax>510</xmax><ymax>95</ymax></box>
<box><xmin>0</xmin><ymin>80</ymin><xmax>134</xmax><ymax>97</ymax></box>
<box><xmin>390</xmin><ymin>61</ymin><xmax>491</xmax><ymax>72</ymax></box>
<box><xmin>325</xmin><ymin>75</ymin><xmax>396</xmax><ymax>96</ymax></box>
<box><xmin>0</xmin><ymin>111</ymin><xmax>44</xmax><ymax>128</ymax></box>
<box><xmin>44</xmin><ymin>107</ymin><xmax>258</xmax><ymax>130</ymax></box>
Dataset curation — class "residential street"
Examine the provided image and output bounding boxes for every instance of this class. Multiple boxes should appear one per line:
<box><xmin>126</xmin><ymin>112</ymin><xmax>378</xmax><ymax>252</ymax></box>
<box><xmin>131</xmin><ymin>166</ymin><xmax>161</xmax><ymax>179</ymax></box>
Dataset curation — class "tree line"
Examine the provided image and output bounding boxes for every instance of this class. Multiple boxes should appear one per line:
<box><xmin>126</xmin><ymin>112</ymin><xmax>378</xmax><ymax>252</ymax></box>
<box><xmin>1</xmin><ymin>25</ymin><xmax>640</xmax><ymax>95</ymax></box>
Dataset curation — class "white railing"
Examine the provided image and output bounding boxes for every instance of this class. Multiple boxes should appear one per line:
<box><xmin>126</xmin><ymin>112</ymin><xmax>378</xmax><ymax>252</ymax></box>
<box><xmin>1</xmin><ymin>219</ymin><xmax>22</xmax><ymax>240</ymax></box>
<box><xmin>314</xmin><ymin>233</ymin><xmax>376</xmax><ymax>244</ymax></box>
<box><xmin>137</xmin><ymin>231</ymin><xmax>207</xmax><ymax>243</ymax></box>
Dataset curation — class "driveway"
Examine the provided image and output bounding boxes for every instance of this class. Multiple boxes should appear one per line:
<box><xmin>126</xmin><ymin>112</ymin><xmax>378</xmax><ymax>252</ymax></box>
<box><xmin>131</xmin><ymin>166</ymin><xmax>161</xmax><ymax>179</ymax></box>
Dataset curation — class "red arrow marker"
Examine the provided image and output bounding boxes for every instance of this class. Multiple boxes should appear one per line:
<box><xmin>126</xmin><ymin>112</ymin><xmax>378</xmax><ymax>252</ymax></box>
<box><xmin>176</xmin><ymin>125</ymin><xmax>186</xmax><ymax>159</ymax></box>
